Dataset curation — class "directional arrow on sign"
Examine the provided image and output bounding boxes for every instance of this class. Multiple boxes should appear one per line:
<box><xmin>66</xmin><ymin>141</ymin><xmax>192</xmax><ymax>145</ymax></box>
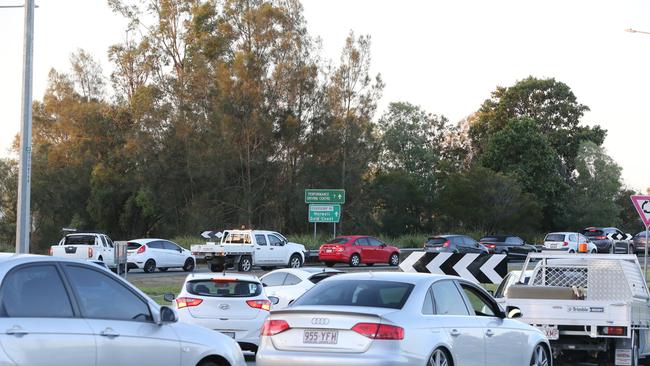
<box><xmin>400</xmin><ymin>252</ymin><xmax>508</xmax><ymax>284</ymax></box>
<box><xmin>607</xmin><ymin>232</ymin><xmax>633</xmax><ymax>241</ymax></box>
<box><xmin>453</xmin><ymin>254</ymin><xmax>480</xmax><ymax>283</ymax></box>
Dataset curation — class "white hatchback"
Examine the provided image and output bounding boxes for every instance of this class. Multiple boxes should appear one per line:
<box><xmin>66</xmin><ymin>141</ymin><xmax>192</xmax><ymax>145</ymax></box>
<box><xmin>543</xmin><ymin>232</ymin><xmax>597</xmax><ymax>253</ymax></box>
<box><xmin>260</xmin><ymin>268</ymin><xmax>342</xmax><ymax>309</ymax></box>
<box><xmin>127</xmin><ymin>239</ymin><xmax>195</xmax><ymax>273</ymax></box>
<box><xmin>174</xmin><ymin>273</ymin><xmax>271</xmax><ymax>353</ymax></box>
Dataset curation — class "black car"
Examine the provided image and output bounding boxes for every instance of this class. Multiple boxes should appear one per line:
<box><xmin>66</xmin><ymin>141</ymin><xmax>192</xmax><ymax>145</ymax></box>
<box><xmin>581</xmin><ymin>227</ymin><xmax>632</xmax><ymax>254</ymax></box>
<box><xmin>423</xmin><ymin>235</ymin><xmax>488</xmax><ymax>254</ymax></box>
<box><xmin>633</xmin><ymin>231</ymin><xmax>650</xmax><ymax>254</ymax></box>
<box><xmin>478</xmin><ymin>235</ymin><xmax>538</xmax><ymax>258</ymax></box>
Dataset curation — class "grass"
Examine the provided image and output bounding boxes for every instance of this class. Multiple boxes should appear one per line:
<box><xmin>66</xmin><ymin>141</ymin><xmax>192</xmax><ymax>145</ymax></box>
<box><xmin>130</xmin><ymin>281</ymin><xmax>184</xmax><ymax>305</ymax></box>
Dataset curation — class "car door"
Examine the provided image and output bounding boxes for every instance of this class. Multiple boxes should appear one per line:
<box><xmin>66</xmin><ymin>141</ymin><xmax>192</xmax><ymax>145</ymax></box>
<box><xmin>568</xmin><ymin>234</ymin><xmax>578</xmax><ymax>251</ymax></box>
<box><xmin>62</xmin><ymin>264</ymin><xmax>180</xmax><ymax>366</ymax></box>
<box><xmin>102</xmin><ymin>236</ymin><xmax>116</xmax><ymax>267</ymax></box>
<box><xmin>458</xmin><ymin>282</ymin><xmax>528</xmax><ymax>366</ymax></box>
<box><xmin>463</xmin><ymin>236</ymin><xmax>481</xmax><ymax>253</ymax></box>
<box><xmin>261</xmin><ymin>272</ymin><xmax>289</xmax><ymax>308</ymax></box>
<box><xmin>254</xmin><ymin>234</ymin><xmax>272</xmax><ymax>264</ymax></box>
<box><xmin>162</xmin><ymin>241</ymin><xmax>184</xmax><ymax>267</ymax></box>
<box><xmin>0</xmin><ymin>263</ymin><xmax>96</xmax><ymax>365</ymax></box>
<box><xmin>356</xmin><ymin>237</ymin><xmax>373</xmax><ymax>262</ymax></box>
<box><xmin>267</xmin><ymin>234</ymin><xmax>288</xmax><ymax>264</ymax></box>
<box><xmin>147</xmin><ymin>240</ymin><xmax>169</xmax><ymax>267</ymax></box>
<box><xmin>450</xmin><ymin>236</ymin><xmax>465</xmax><ymax>253</ymax></box>
<box><xmin>369</xmin><ymin>237</ymin><xmax>389</xmax><ymax>262</ymax></box>
<box><xmin>430</xmin><ymin>280</ymin><xmax>484</xmax><ymax>366</ymax></box>
<box><xmin>506</xmin><ymin>237</ymin><xmax>526</xmax><ymax>257</ymax></box>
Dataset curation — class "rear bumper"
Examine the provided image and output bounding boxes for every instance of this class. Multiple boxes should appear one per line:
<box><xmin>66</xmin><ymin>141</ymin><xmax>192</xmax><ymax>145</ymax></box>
<box><xmin>256</xmin><ymin>342</ymin><xmax>412</xmax><ymax>366</ymax></box>
<box><xmin>177</xmin><ymin>311</ymin><xmax>266</xmax><ymax>346</ymax></box>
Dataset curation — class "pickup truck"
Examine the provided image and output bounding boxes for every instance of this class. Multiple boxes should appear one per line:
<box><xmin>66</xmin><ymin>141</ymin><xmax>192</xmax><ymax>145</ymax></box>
<box><xmin>501</xmin><ymin>253</ymin><xmax>650</xmax><ymax>365</ymax></box>
<box><xmin>50</xmin><ymin>232</ymin><xmax>116</xmax><ymax>269</ymax></box>
<box><xmin>191</xmin><ymin>230</ymin><xmax>306</xmax><ymax>272</ymax></box>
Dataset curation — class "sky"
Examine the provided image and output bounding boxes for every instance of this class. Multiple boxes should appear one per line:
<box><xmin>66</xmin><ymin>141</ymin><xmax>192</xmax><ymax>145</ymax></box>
<box><xmin>0</xmin><ymin>0</ymin><xmax>648</xmax><ymax>191</ymax></box>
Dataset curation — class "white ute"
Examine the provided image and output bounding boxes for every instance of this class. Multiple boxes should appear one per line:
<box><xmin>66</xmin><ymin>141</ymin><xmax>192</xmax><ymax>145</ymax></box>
<box><xmin>502</xmin><ymin>253</ymin><xmax>650</xmax><ymax>365</ymax></box>
<box><xmin>50</xmin><ymin>232</ymin><xmax>116</xmax><ymax>269</ymax></box>
<box><xmin>191</xmin><ymin>230</ymin><xmax>307</xmax><ymax>272</ymax></box>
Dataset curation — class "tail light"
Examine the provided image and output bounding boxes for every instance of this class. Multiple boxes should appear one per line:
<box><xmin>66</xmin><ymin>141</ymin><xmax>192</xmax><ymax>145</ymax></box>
<box><xmin>351</xmin><ymin>322</ymin><xmax>404</xmax><ymax>340</ymax></box>
<box><xmin>600</xmin><ymin>326</ymin><xmax>626</xmax><ymax>336</ymax></box>
<box><xmin>137</xmin><ymin>245</ymin><xmax>146</xmax><ymax>254</ymax></box>
<box><xmin>485</xmin><ymin>244</ymin><xmax>496</xmax><ymax>249</ymax></box>
<box><xmin>261</xmin><ymin>319</ymin><xmax>290</xmax><ymax>336</ymax></box>
<box><xmin>88</xmin><ymin>248</ymin><xmax>93</xmax><ymax>258</ymax></box>
<box><xmin>443</xmin><ymin>240</ymin><xmax>450</xmax><ymax>248</ymax></box>
<box><xmin>176</xmin><ymin>297</ymin><xmax>203</xmax><ymax>309</ymax></box>
<box><xmin>247</xmin><ymin>299</ymin><xmax>271</xmax><ymax>311</ymax></box>
<box><xmin>563</xmin><ymin>242</ymin><xmax>569</xmax><ymax>247</ymax></box>
<box><xmin>49</xmin><ymin>248</ymin><xmax>53</xmax><ymax>256</ymax></box>
<box><xmin>335</xmin><ymin>245</ymin><xmax>345</xmax><ymax>253</ymax></box>
<box><xmin>595</xmin><ymin>236</ymin><xmax>606</xmax><ymax>240</ymax></box>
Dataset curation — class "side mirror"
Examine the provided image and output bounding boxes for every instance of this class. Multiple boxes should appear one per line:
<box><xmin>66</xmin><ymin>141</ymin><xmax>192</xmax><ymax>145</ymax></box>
<box><xmin>163</xmin><ymin>293</ymin><xmax>176</xmax><ymax>302</ymax></box>
<box><xmin>506</xmin><ymin>306</ymin><xmax>522</xmax><ymax>319</ymax></box>
<box><xmin>268</xmin><ymin>296</ymin><xmax>280</xmax><ymax>305</ymax></box>
<box><xmin>159</xmin><ymin>306</ymin><xmax>178</xmax><ymax>324</ymax></box>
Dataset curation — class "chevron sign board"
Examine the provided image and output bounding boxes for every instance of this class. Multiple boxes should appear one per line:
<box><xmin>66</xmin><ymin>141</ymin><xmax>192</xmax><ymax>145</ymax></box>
<box><xmin>399</xmin><ymin>252</ymin><xmax>508</xmax><ymax>284</ymax></box>
<box><xmin>201</xmin><ymin>231</ymin><xmax>223</xmax><ymax>240</ymax></box>
<box><xmin>607</xmin><ymin>232</ymin><xmax>633</xmax><ymax>241</ymax></box>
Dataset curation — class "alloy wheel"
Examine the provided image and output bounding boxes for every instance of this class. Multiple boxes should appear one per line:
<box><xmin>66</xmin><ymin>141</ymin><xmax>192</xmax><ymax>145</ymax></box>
<box><xmin>290</xmin><ymin>256</ymin><xmax>301</xmax><ymax>268</ymax></box>
<box><xmin>428</xmin><ymin>349</ymin><xmax>449</xmax><ymax>366</ymax></box>
<box><xmin>350</xmin><ymin>254</ymin><xmax>360</xmax><ymax>267</ymax></box>
<box><xmin>390</xmin><ymin>254</ymin><xmax>399</xmax><ymax>266</ymax></box>
<box><xmin>530</xmin><ymin>345</ymin><xmax>549</xmax><ymax>366</ymax></box>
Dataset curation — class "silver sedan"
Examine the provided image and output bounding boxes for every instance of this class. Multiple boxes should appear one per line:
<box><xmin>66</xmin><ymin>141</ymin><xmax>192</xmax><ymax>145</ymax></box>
<box><xmin>256</xmin><ymin>272</ymin><xmax>551</xmax><ymax>366</ymax></box>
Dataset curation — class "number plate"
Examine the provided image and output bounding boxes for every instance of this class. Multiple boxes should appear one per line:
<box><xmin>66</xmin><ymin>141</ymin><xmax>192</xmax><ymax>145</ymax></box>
<box><xmin>303</xmin><ymin>330</ymin><xmax>338</xmax><ymax>344</ymax></box>
<box><xmin>537</xmin><ymin>326</ymin><xmax>559</xmax><ymax>340</ymax></box>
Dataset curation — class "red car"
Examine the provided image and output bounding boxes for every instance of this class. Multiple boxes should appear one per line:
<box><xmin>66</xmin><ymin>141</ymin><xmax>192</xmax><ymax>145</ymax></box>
<box><xmin>318</xmin><ymin>235</ymin><xmax>401</xmax><ymax>267</ymax></box>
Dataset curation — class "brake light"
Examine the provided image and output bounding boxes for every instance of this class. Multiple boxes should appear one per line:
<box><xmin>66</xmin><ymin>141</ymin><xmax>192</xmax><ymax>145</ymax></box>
<box><xmin>212</xmin><ymin>278</ymin><xmax>237</xmax><ymax>283</ymax></box>
<box><xmin>443</xmin><ymin>240</ymin><xmax>450</xmax><ymax>248</ymax></box>
<box><xmin>261</xmin><ymin>319</ymin><xmax>290</xmax><ymax>336</ymax></box>
<box><xmin>176</xmin><ymin>297</ymin><xmax>203</xmax><ymax>309</ymax></box>
<box><xmin>595</xmin><ymin>236</ymin><xmax>606</xmax><ymax>240</ymax></box>
<box><xmin>88</xmin><ymin>247</ymin><xmax>93</xmax><ymax>258</ymax></box>
<box><xmin>601</xmin><ymin>326</ymin><xmax>626</xmax><ymax>336</ymax></box>
<box><xmin>563</xmin><ymin>242</ymin><xmax>569</xmax><ymax>247</ymax></box>
<box><xmin>137</xmin><ymin>245</ymin><xmax>146</xmax><ymax>254</ymax></box>
<box><xmin>351</xmin><ymin>323</ymin><xmax>404</xmax><ymax>340</ymax></box>
<box><xmin>485</xmin><ymin>244</ymin><xmax>496</xmax><ymax>249</ymax></box>
<box><xmin>334</xmin><ymin>245</ymin><xmax>345</xmax><ymax>253</ymax></box>
<box><xmin>247</xmin><ymin>299</ymin><xmax>271</xmax><ymax>311</ymax></box>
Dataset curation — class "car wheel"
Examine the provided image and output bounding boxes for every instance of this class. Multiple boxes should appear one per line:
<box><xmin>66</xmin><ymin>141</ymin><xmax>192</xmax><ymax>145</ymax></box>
<box><xmin>325</xmin><ymin>262</ymin><xmax>335</xmax><ymax>267</ymax></box>
<box><xmin>569</xmin><ymin>250</ymin><xmax>575</xmax><ymax>254</ymax></box>
<box><xmin>389</xmin><ymin>253</ymin><xmax>400</xmax><ymax>266</ymax></box>
<box><xmin>143</xmin><ymin>259</ymin><xmax>156</xmax><ymax>273</ymax></box>
<box><xmin>289</xmin><ymin>254</ymin><xmax>302</xmax><ymax>268</ymax></box>
<box><xmin>183</xmin><ymin>258</ymin><xmax>195</xmax><ymax>272</ymax></box>
<box><xmin>350</xmin><ymin>254</ymin><xmax>361</xmax><ymax>267</ymax></box>
<box><xmin>209</xmin><ymin>262</ymin><xmax>224</xmax><ymax>272</ymax></box>
<box><xmin>238</xmin><ymin>256</ymin><xmax>252</xmax><ymax>272</ymax></box>
<box><xmin>158</xmin><ymin>267</ymin><xmax>168</xmax><ymax>272</ymax></box>
<box><xmin>427</xmin><ymin>348</ymin><xmax>451</xmax><ymax>366</ymax></box>
<box><xmin>530</xmin><ymin>344</ymin><xmax>549</xmax><ymax>366</ymax></box>
<box><xmin>591</xmin><ymin>249</ymin><xmax>597</xmax><ymax>254</ymax></box>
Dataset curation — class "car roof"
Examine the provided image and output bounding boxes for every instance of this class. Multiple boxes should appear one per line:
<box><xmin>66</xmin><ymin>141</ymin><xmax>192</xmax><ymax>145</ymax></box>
<box><xmin>429</xmin><ymin>234</ymin><xmax>468</xmax><ymax>238</ymax></box>
<box><xmin>260</xmin><ymin>267</ymin><xmax>342</xmax><ymax>280</ymax></box>
<box><xmin>546</xmin><ymin>232</ymin><xmax>578</xmax><ymax>236</ymax></box>
<box><xmin>320</xmin><ymin>271</ymin><xmax>456</xmax><ymax>285</ymax></box>
<box><xmin>184</xmin><ymin>272</ymin><xmax>261</xmax><ymax>283</ymax></box>
<box><xmin>127</xmin><ymin>238</ymin><xmax>167</xmax><ymax>244</ymax></box>
<box><xmin>0</xmin><ymin>254</ymin><xmax>105</xmax><ymax>269</ymax></box>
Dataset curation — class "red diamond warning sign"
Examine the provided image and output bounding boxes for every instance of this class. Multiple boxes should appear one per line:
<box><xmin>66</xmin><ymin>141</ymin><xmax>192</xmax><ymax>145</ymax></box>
<box><xmin>631</xmin><ymin>195</ymin><xmax>650</xmax><ymax>227</ymax></box>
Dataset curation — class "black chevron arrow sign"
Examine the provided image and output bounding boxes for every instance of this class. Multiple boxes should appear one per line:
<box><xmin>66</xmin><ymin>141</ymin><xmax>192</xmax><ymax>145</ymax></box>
<box><xmin>400</xmin><ymin>252</ymin><xmax>508</xmax><ymax>284</ymax></box>
<box><xmin>607</xmin><ymin>232</ymin><xmax>633</xmax><ymax>241</ymax></box>
<box><xmin>201</xmin><ymin>231</ymin><xmax>222</xmax><ymax>239</ymax></box>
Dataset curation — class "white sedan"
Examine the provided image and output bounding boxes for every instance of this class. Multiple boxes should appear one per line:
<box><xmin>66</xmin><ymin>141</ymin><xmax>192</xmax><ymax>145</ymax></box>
<box><xmin>0</xmin><ymin>254</ymin><xmax>245</xmax><ymax>366</ymax></box>
<box><xmin>256</xmin><ymin>272</ymin><xmax>551</xmax><ymax>366</ymax></box>
<box><xmin>127</xmin><ymin>238</ymin><xmax>195</xmax><ymax>273</ymax></box>
<box><xmin>173</xmin><ymin>273</ymin><xmax>271</xmax><ymax>353</ymax></box>
<box><xmin>260</xmin><ymin>268</ymin><xmax>342</xmax><ymax>309</ymax></box>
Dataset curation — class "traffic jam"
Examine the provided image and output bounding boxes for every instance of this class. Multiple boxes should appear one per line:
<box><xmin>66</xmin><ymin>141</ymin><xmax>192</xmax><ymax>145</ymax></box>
<box><xmin>0</xmin><ymin>195</ymin><xmax>643</xmax><ymax>365</ymax></box>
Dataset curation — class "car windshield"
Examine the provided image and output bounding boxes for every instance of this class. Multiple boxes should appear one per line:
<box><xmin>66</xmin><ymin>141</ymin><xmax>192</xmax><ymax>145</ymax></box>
<box><xmin>292</xmin><ymin>280</ymin><xmax>414</xmax><ymax>309</ymax></box>
<box><xmin>426</xmin><ymin>237</ymin><xmax>447</xmax><ymax>246</ymax></box>
<box><xmin>186</xmin><ymin>279</ymin><xmax>262</xmax><ymax>297</ymax></box>
<box><xmin>582</xmin><ymin>229</ymin><xmax>604</xmax><ymax>237</ymax></box>
<box><xmin>126</xmin><ymin>242</ymin><xmax>141</xmax><ymax>250</ymax></box>
<box><xmin>326</xmin><ymin>237</ymin><xmax>350</xmax><ymax>244</ymax></box>
<box><xmin>545</xmin><ymin>234</ymin><xmax>566</xmax><ymax>242</ymax></box>
<box><xmin>63</xmin><ymin>235</ymin><xmax>96</xmax><ymax>245</ymax></box>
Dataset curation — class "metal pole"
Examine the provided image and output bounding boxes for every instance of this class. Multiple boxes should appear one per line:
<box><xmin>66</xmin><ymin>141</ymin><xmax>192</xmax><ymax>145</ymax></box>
<box><xmin>15</xmin><ymin>0</ymin><xmax>35</xmax><ymax>254</ymax></box>
<box><xmin>313</xmin><ymin>223</ymin><xmax>316</xmax><ymax>241</ymax></box>
<box><xmin>333</xmin><ymin>223</ymin><xmax>336</xmax><ymax>237</ymax></box>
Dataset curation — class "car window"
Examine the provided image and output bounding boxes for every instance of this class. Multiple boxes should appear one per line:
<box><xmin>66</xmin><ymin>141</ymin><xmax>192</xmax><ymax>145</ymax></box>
<box><xmin>186</xmin><ymin>279</ymin><xmax>262</xmax><ymax>297</ymax></box>
<box><xmin>368</xmin><ymin>237</ymin><xmax>383</xmax><ymax>246</ymax></box>
<box><xmin>268</xmin><ymin>235</ymin><xmax>283</xmax><ymax>247</ymax></box>
<box><xmin>431</xmin><ymin>280</ymin><xmax>470</xmax><ymax>316</ymax></box>
<box><xmin>463</xmin><ymin>237</ymin><xmax>477</xmax><ymax>247</ymax></box>
<box><xmin>293</xmin><ymin>280</ymin><xmax>414</xmax><ymax>309</ymax></box>
<box><xmin>105</xmin><ymin>237</ymin><xmax>114</xmax><ymax>248</ymax></box>
<box><xmin>327</xmin><ymin>237</ymin><xmax>350</xmax><ymax>244</ymax></box>
<box><xmin>165</xmin><ymin>241</ymin><xmax>182</xmax><ymax>251</ymax></box>
<box><xmin>63</xmin><ymin>235</ymin><xmax>96</xmax><ymax>246</ymax></box>
<box><xmin>451</xmin><ymin>237</ymin><xmax>463</xmax><ymax>247</ymax></box>
<box><xmin>422</xmin><ymin>288</ymin><xmax>434</xmax><ymax>315</ymax></box>
<box><xmin>0</xmin><ymin>265</ymin><xmax>74</xmax><ymax>318</ymax></box>
<box><xmin>544</xmin><ymin>234</ymin><xmax>565</xmax><ymax>242</ymax></box>
<box><xmin>127</xmin><ymin>242</ymin><xmax>142</xmax><ymax>250</ymax></box>
<box><xmin>255</xmin><ymin>234</ymin><xmax>268</xmax><ymax>246</ymax></box>
<box><xmin>426</xmin><ymin>238</ymin><xmax>447</xmax><ymax>246</ymax></box>
<box><xmin>355</xmin><ymin>237</ymin><xmax>370</xmax><ymax>246</ymax></box>
<box><xmin>147</xmin><ymin>241</ymin><xmax>164</xmax><ymax>249</ymax></box>
<box><xmin>505</xmin><ymin>237</ymin><xmax>523</xmax><ymax>245</ymax></box>
<box><xmin>283</xmin><ymin>274</ymin><xmax>302</xmax><ymax>286</ymax></box>
<box><xmin>64</xmin><ymin>265</ymin><xmax>152</xmax><ymax>322</ymax></box>
<box><xmin>460</xmin><ymin>284</ymin><xmax>497</xmax><ymax>317</ymax></box>
<box><xmin>569</xmin><ymin>234</ymin><xmax>577</xmax><ymax>242</ymax></box>
<box><xmin>100</xmin><ymin>236</ymin><xmax>108</xmax><ymax>247</ymax></box>
<box><xmin>261</xmin><ymin>272</ymin><xmax>288</xmax><ymax>287</ymax></box>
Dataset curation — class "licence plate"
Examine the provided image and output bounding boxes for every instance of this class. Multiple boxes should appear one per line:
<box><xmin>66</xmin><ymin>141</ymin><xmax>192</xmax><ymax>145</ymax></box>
<box><xmin>325</xmin><ymin>249</ymin><xmax>332</xmax><ymax>253</ymax></box>
<box><xmin>303</xmin><ymin>330</ymin><xmax>338</xmax><ymax>344</ymax></box>
<box><xmin>219</xmin><ymin>331</ymin><xmax>235</xmax><ymax>339</ymax></box>
<box><xmin>537</xmin><ymin>326</ymin><xmax>559</xmax><ymax>340</ymax></box>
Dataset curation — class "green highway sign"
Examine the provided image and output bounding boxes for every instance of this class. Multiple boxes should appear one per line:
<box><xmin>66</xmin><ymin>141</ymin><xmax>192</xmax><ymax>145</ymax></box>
<box><xmin>305</xmin><ymin>189</ymin><xmax>345</xmax><ymax>204</ymax></box>
<box><xmin>308</xmin><ymin>204</ymin><xmax>341</xmax><ymax>223</ymax></box>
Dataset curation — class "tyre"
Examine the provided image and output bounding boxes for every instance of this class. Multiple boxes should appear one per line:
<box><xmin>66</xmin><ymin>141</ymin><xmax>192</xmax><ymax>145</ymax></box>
<box><xmin>143</xmin><ymin>259</ymin><xmax>156</xmax><ymax>273</ymax></box>
<box><xmin>530</xmin><ymin>344</ymin><xmax>549</xmax><ymax>366</ymax></box>
<box><xmin>238</xmin><ymin>256</ymin><xmax>252</xmax><ymax>272</ymax></box>
<box><xmin>210</xmin><ymin>262</ymin><xmax>224</xmax><ymax>272</ymax></box>
<box><xmin>389</xmin><ymin>253</ymin><xmax>400</xmax><ymax>266</ymax></box>
<box><xmin>288</xmin><ymin>254</ymin><xmax>302</xmax><ymax>269</ymax></box>
<box><xmin>427</xmin><ymin>347</ymin><xmax>451</xmax><ymax>366</ymax></box>
<box><xmin>591</xmin><ymin>249</ymin><xmax>597</xmax><ymax>254</ymax></box>
<box><xmin>183</xmin><ymin>258</ymin><xmax>195</xmax><ymax>272</ymax></box>
<box><xmin>350</xmin><ymin>254</ymin><xmax>361</xmax><ymax>267</ymax></box>
<box><xmin>158</xmin><ymin>267</ymin><xmax>168</xmax><ymax>272</ymax></box>
<box><xmin>569</xmin><ymin>250</ymin><xmax>575</xmax><ymax>254</ymax></box>
<box><xmin>324</xmin><ymin>262</ymin><xmax>335</xmax><ymax>267</ymax></box>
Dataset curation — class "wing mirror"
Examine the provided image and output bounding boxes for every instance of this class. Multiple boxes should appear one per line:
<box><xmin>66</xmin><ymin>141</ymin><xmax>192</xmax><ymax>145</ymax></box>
<box><xmin>163</xmin><ymin>293</ymin><xmax>176</xmax><ymax>302</ymax></box>
<box><xmin>268</xmin><ymin>296</ymin><xmax>280</xmax><ymax>305</ymax></box>
<box><xmin>159</xmin><ymin>306</ymin><xmax>178</xmax><ymax>324</ymax></box>
<box><xmin>506</xmin><ymin>306</ymin><xmax>522</xmax><ymax>319</ymax></box>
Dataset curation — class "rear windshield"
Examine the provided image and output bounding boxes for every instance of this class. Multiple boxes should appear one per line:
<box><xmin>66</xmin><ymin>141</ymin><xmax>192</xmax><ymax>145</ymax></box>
<box><xmin>544</xmin><ymin>234</ymin><xmax>566</xmax><ymax>242</ymax></box>
<box><xmin>63</xmin><ymin>235</ymin><xmax>96</xmax><ymax>245</ymax></box>
<box><xmin>479</xmin><ymin>236</ymin><xmax>506</xmax><ymax>243</ymax></box>
<box><xmin>308</xmin><ymin>272</ymin><xmax>342</xmax><ymax>284</ymax></box>
<box><xmin>293</xmin><ymin>280</ymin><xmax>414</xmax><ymax>309</ymax></box>
<box><xmin>582</xmin><ymin>229</ymin><xmax>604</xmax><ymax>237</ymax></box>
<box><xmin>186</xmin><ymin>279</ymin><xmax>262</xmax><ymax>297</ymax></box>
<box><xmin>326</xmin><ymin>237</ymin><xmax>350</xmax><ymax>244</ymax></box>
<box><xmin>426</xmin><ymin>237</ymin><xmax>447</xmax><ymax>246</ymax></box>
<box><xmin>127</xmin><ymin>242</ymin><xmax>141</xmax><ymax>250</ymax></box>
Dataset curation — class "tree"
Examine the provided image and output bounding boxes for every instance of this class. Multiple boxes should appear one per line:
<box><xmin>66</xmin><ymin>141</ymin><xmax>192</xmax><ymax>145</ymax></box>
<box><xmin>566</xmin><ymin>141</ymin><xmax>623</xmax><ymax>229</ymax></box>
<box><xmin>617</xmin><ymin>188</ymin><xmax>642</xmax><ymax>233</ymax></box>
<box><xmin>368</xmin><ymin>171</ymin><xmax>426</xmax><ymax>236</ymax></box>
<box><xmin>0</xmin><ymin>159</ymin><xmax>17</xmax><ymax>246</ymax></box>
<box><xmin>438</xmin><ymin>166</ymin><xmax>542</xmax><ymax>234</ymax></box>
